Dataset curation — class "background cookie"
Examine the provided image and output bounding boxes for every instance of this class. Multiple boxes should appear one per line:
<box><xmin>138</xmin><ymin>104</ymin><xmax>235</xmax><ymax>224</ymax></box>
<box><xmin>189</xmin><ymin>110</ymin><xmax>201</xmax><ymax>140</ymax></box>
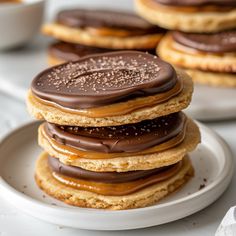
<box><xmin>185</xmin><ymin>69</ymin><xmax>236</xmax><ymax>87</ymax></box>
<box><xmin>42</xmin><ymin>23</ymin><xmax>163</xmax><ymax>50</ymax></box>
<box><xmin>157</xmin><ymin>34</ymin><xmax>236</xmax><ymax>73</ymax></box>
<box><xmin>135</xmin><ymin>0</ymin><xmax>236</xmax><ymax>32</ymax></box>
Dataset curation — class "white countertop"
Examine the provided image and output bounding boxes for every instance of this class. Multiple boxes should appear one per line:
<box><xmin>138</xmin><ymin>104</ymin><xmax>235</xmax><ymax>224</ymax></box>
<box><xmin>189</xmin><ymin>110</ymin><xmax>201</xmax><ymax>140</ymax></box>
<box><xmin>0</xmin><ymin>0</ymin><xmax>236</xmax><ymax>235</ymax></box>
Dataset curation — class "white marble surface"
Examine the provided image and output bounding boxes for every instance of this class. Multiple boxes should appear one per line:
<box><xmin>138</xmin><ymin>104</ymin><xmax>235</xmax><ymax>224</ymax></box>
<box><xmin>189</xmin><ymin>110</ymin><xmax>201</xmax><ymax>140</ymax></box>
<box><xmin>0</xmin><ymin>0</ymin><xmax>236</xmax><ymax>235</ymax></box>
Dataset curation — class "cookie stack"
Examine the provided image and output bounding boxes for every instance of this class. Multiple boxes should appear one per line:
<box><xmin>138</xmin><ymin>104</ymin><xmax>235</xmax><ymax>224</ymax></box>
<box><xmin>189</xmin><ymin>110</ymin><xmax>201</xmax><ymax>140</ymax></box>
<box><xmin>136</xmin><ymin>0</ymin><xmax>236</xmax><ymax>87</ymax></box>
<box><xmin>42</xmin><ymin>9</ymin><xmax>165</xmax><ymax>65</ymax></box>
<box><xmin>27</xmin><ymin>51</ymin><xmax>200</xmax><ymax>210</ymax></box>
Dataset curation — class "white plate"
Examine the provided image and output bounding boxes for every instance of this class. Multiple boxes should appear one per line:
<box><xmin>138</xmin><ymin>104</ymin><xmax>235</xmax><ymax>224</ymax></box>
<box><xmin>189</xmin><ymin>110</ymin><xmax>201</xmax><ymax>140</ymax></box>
<box><xmin>0</xmin><ymin>121</ymin><xmax>233</xmax><ymax>230</ymax></box>
<box><xmin>185</xmin><ymin>85</ymin><xmax>236</xmax><ymax>121</ymax></box>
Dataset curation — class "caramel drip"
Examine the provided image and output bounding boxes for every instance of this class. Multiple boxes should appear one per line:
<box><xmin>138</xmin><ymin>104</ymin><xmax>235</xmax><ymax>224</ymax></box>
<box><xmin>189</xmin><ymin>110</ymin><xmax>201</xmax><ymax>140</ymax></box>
<box><xmin>33</xmin><ymin>77</ymin><xmax>182</xmax><ymax>118</ymax></box>
<box><xmin>39</xmin><ymin>122</ymin><xmax>186</xmax><ymax>160</ymax></box>
<box><xmin>147</xmin><ymin>0</ymin><xmax>234</xmax><ymax>12</ymax></box>
<box><xmin>51</xmin><ymin>161</ymin><xmax>182</xmax><ymax>196</ymax></box>
<box><xmin>85</xmin><ymin>27</ymin><xmax>145</xmax><ymax>37</ymax></box>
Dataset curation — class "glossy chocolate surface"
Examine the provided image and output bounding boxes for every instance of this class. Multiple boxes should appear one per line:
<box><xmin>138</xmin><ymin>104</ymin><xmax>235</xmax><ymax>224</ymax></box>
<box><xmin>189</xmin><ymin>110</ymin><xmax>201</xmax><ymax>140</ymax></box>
<box><xmin>172</xmin><ymin>31</ymin><xmax>236</xmax><ymax>53</ymax></box>
<box><xmin>44</xmin><ymin>112</ymin><xmax>186</xmax><ymax>153</ymax></box>
<box><xmin>49</xmin><ymin>42</ymin><xmax>115</xmax><ymax>61</ymax></box>
<box><xmin>32</xmin><ymin>51</ymin><xmax>178</xmax><ymax>109</ymax></box>
<box><xmin>56</xmin><ymin>9</ymin><xmax>163</xmax><ymax>34</ymax></box>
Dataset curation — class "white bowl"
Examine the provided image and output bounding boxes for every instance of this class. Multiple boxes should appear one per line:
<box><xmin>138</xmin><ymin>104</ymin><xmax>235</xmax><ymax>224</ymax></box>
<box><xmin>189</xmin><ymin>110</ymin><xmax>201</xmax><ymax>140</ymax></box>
<box><xmin>0</xmin><ymin>0</ymin><xmax>45</xmax><ymax>50</ymax></box>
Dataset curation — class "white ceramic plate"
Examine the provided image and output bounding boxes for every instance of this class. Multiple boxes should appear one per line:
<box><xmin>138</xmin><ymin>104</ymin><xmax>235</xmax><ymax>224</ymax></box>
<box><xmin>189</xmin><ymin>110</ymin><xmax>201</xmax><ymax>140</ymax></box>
<box><xmin>185</xmin><ymin>85</ymin><xmax>236</xmax><ymax>121</ymax></box>
<box><xmin>0</xmin><ymin>121</ymin><xmax>233</xmax><ymax>230</ymax></box>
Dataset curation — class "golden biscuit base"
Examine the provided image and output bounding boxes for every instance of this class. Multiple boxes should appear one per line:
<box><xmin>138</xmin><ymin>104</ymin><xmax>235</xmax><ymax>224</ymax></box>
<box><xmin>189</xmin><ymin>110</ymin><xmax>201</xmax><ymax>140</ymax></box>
<box><xmin>185</xmin><ymin>68</ymin><xmax>236</xmax><ymax>88</ymax></box>
<box><xmin>38</xmin><ymin>118</ymin><xmax>200</xmax><ymax>172</ymax></box>
<box><xmin>157</xmin><ymin>34</ymin><xmax>236</xmax><ymax>73</ymax></box>
<box><xmin>135</xmin><ymin>0</ymin><xmax>236</xmax><ymax>33</ymax></box>
<box><xmin>48</xmin><ymin>54</ymin><xmax>65</xmax><ymax>66</ymax></box>
<box><xmin>35</xmin><ymin>152</ymin><xmax>193</xmax><ymax>210</ymax></box>
<box><xmin>42</xmin><ymin>23</ymin><xmax>163</xmax><ymax>50</ymax></box>
<box><xmin>26</xmin><ymin>70</ymin><xmax>193</xmax><ymax>127</ymax></box>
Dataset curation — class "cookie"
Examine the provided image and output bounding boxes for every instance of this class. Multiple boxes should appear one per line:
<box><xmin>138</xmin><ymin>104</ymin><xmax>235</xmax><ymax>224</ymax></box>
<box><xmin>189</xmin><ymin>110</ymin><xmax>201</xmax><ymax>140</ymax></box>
<box><xmin>48</xmin><ymin>41</ymin><xmax>115</xmax><ymax>65</ymax></box>
<box><xmin>38</xmin><ymin>117</ymin><xmax>200</xmax><ymax>172</ymax></box>
<box><xmin>35</xmin><ymin>152</ymin><xmax>193</xmax><ymax>210</ymax></box>
<box><xmin>157</xmin><ymin>32</ymin><xmax>236</xmax><ymax>87</ymax></box>
<box><xmin>26</xmin><ymin>51</ymin><xmax>193</xmax><ymax>127</ymax></box>
<box><xmin>185</xmin><ymin>68</ymin><xmax>236</xmax><ymax>87</ymax></box>
<box><xmin>135</xmin><ymin>0</ymin><xmax>236</xmax><ymax>33</ymax></box>
<box><xmin>48</xmin><ymin>41</ymin><xmax>156</xmax><ymax>66</ymax></box>
<box><xmin>42</xmin><ymin>9</ymin><xmax>165</xmax><ymax>49</ymax></box>
<box><xmin>158</xmin><ymin>33</ymin><xmax>236</xmax><ymax>73</ymax></box>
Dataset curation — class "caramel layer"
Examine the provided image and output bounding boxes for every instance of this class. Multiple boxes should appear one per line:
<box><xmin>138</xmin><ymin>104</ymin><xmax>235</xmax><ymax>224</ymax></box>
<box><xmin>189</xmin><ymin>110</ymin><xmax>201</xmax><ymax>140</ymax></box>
<box><xmin>33</xmin><ymin>77</ymin><xmax>182</xmax><ymax>119</ymax></box>
<box><xmin>39</xmin><ymin>122</ymin><xmax>186</xmax><ymax>160</ymax></box>
<box><xmin>51</xmin><ymin>160</ymin><xmax>182</xmax><ymax>196</ymax></box>
<box><xmin>147</xmin><ymin>0</ymin><xmax>234</xmax><ymax>12</ymax></box>
<box><xmin>85</xmin><ymin>27</ymin><xmax>147</xmax><ymax>37</ymax></box>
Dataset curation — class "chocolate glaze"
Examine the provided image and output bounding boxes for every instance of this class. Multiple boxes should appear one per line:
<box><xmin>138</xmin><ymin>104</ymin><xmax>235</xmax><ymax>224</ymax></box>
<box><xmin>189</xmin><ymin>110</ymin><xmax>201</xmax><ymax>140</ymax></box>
<box><xmin>48</xmin><ymin>155</ymin><xmax>177</xmax><ymax>183</ymax></box>
<box><xmin>56</xmin><ymin>9</ymin><xmax>164</xmax><ymax>34</ymax></box>
<box><xmin>172</xmin><ymin>31</ymin><xmax>236</xmax><ymax>53</ymax></box>
<box><xmin>44</xmin><ymin>112</ymin><xmax>186</xmax><ymax>153</ymax></box>
<box><xmin>154</xmin><ymin>0</ymin><xmax>236</xmax><ymax>7</ymax></box>
<box><xmin>49</xmin><ymin>42</ymin><xmax>156</xmax><ymax>62</ymax></box>
<box><xmin>31</xmin><ymin>51</ymin><xmax>178</xmax><ymax>109</ymax></box>
<box><xmin>49</xmin><ymin>42</ymin><xmax>114</xmax><ymax>61</ymax></box>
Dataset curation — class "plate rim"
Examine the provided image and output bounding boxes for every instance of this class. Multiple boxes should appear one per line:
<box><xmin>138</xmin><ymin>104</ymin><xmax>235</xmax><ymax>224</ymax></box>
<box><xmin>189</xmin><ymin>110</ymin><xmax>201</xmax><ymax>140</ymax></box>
<box><xmin>0</xmin><ymin>120</ymin><xmax>234</xmax><ymax>226</ymax></box>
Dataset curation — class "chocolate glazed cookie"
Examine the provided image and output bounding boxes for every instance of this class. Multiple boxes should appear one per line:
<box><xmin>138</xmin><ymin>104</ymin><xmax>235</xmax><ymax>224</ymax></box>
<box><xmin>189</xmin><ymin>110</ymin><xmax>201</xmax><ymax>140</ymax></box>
<box><xmin>27</xmin><ymin>51</ymin><xmax>193</xmax><ymax>126</ymax></box>
<box><xmin>56</xmin><ymin>9</ymin><xmax>164</xmax><ymax>35</ymax></box>
<box><xmin>31</xmin><ymin>51</ymin><xmax>179</xmax><ymax>109</ymax></box>
<box><xmin>48</xmin><ymin>42</ymin><xmax>157</xmax><ymax>66</ymax></box>
<box><xmin>172</xmin><ymin>31</ymin><xmax>236</xmax><ymax>53</ymax></box>
<box><xmin>153</xmin><ymin>0</ymin><xmax>236</xmax><ymax>7</ymax></box>
<box><xmin>135</xmin><ymin>0</ymin><xmax>236</xmax><ymax>33</ymax></box>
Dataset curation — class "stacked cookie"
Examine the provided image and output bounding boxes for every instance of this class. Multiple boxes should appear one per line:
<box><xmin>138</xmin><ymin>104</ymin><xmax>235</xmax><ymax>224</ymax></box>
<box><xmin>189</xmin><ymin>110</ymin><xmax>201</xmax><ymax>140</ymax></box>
<box><xmin>42</xmin><ymin>9</ymin><xmax>165</xmax><ymax>65</ymax></box>
<box><xmin>27</xmin><ymin>51</ymin><xmax>200</xmax><ymax>210</ymax></box>
<box><xmin>136</xmin><ymin>0</ymin><xmax>236</xmax><ymax>87</ymax></box>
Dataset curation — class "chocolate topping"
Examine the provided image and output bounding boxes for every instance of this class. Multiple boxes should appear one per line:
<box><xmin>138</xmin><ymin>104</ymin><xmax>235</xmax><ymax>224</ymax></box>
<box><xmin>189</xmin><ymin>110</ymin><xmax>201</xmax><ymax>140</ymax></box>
<box><xmin>56</xmin><ymin>9</ymin><xmax>163</xmax><ymax>34</ymax></box>
<box><xmin>48</xmin><ymin>155</ymin><xmax>177</xmax><ymax>183</ymax></box>
<box><xmin>172</xmin><ymin>31</ymin><xmax>236</xmax><ymax>53</ymax></box>
<box><xmin>49</xmin><ymin>42</ymin><xmax>115</xmax><ymax>61</ymax></box>
<box><xmin>49</xmin><ymin>42</ymin><xmax>156</xmax><ymax>62</ymax></box>
<box><xmin>44</xmin><ymin>112</ymin><xmax>186</xmax><ymax>153</ymax></box>
<box><xmin>154</xmin><ymin>0</ymin><xmax>236</xmax><ymax>6</ymax></box>
<box><xmin>31</xmin><ymin>51</ymin><xmax>178</xmax><ymax>109</ymax></box>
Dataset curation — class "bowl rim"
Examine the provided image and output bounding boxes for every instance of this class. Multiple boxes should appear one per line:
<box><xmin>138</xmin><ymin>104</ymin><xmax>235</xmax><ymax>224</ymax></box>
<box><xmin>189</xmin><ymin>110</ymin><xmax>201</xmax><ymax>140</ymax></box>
<box><xmin>0</xmin><ymin>0</ymin><xmax>45</xmax><ymax>9</ymax></box>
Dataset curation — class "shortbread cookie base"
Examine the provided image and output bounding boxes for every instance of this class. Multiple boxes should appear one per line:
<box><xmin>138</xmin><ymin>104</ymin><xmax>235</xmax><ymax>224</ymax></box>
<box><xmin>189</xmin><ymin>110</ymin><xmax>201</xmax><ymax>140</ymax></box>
<box><xmin>27</xmin><ymin>70</ymin><xmax>193</xmax><ymax>127</ymax></box>
<box><xmin>42</xmin><ymin>23</ymin><xmax>163</xmax><ymax>49</ymax></box>
<box><xmin>185</xmin><ymin>68</ymin><xmax>236</xmax><ymax>87</ymax></box>
<box><xmin>135</xmin><ymin>0</ymin><xmax>236</xmax><ymax>33</ymax></box>
<box><xmin>35</xmin><ymin>152</ymin><xmax>193</xmax><ymax>210</ymax></box>
<box><xmin>48</xmin><ymin>54</ymin><xmax>65</xmax><ymax>66</ymax></box>
<box><xmin>38</xmin><ymin>118</ymin><xmax>200</xmax><ymax>172</ymax></box>
<box><xmin>157</xmin><ymin>34</ymin><xmax>236</xmax><ymax>73</ymax></box>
